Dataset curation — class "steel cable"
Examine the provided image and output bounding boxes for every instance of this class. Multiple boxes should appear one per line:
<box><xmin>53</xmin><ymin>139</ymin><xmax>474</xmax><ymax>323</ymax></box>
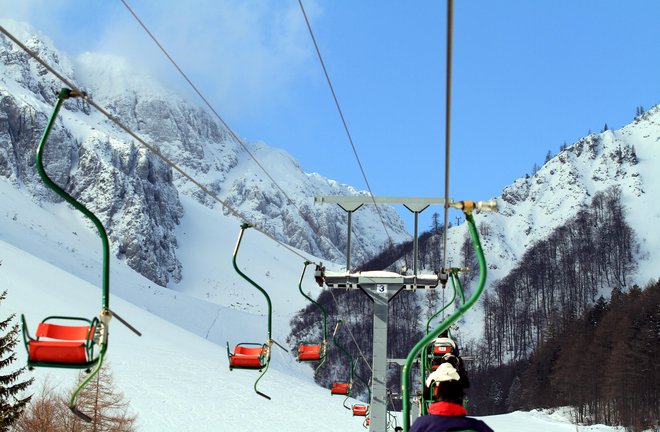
<box><xmin>328</xmin><ymin>288</ymin><xmax>374</xmax><ymax>374</ymax></box>
<box><xmin>441</xmin><ymin>0</ymin><xmax>454</xmax><ymax>271</ymax></box>
<box><xmin>0</xmin><ymin>24</ymin><xmax>315</xmax><ymax>264</ymax></box>
<box><xmin>297</xmin><ymin>0</ymin><xmax>396</xmax><ymax>252</ymax></box>
<box><xmin>118</xmin><ymin>0</ymin><xmax>320</xmax><ymax>236</ymax></box>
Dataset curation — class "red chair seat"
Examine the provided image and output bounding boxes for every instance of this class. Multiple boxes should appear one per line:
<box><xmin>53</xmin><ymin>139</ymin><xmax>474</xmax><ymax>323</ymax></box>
<box><xmin>229</xmin><ymin>345</ymin><xmax>265</xmax><ymax>368</ymax></box>
<box><xmin>229</xmin><ymin>355</ymin><xmax>263</xmax><ymax>368</ymax></box>
<box><xmin>29</xmin><ymin>341</ymin><xmax>87</xmax><ymax>363</ymax></box>
<box><xmin>28</xmin><ymin>322</ymin><xmax>94</xmax><ymax>364</ymax></box>
<box><xmin>298</xmin><ymin>344</ymin><xmax>322</xmax><ymax>361</ymax></box>
<box><xmin>331</xmin><ymin>382</ymin><xmax>351</xmax><ymax>395</ymax></box>
<box><xmin>352</xmin><ymin>404</ymin><xmax>368</xmax><ymax>416</ymax></box>
<box><xmin>36</xmin><ymin>323</ymin><xmax>93</xmax><ymax>340</ymax></box>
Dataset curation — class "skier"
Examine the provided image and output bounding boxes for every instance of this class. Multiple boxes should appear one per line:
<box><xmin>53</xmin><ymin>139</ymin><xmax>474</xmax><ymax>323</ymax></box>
<box><xmin>425</xmin><ymin>334</ymin><xmax>469</xmax><ymax>403</ymax></box>
<box><xmin>410</xmin><ymin>363</ymin><xmax>493</xmax><ymax>432</ymax></box>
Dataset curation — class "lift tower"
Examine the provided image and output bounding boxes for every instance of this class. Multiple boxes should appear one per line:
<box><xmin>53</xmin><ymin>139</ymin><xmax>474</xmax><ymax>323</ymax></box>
<box><xmin>314</xmin><ymin>196</ymin><xmax>449</xmax><ymax>432</ymax></box>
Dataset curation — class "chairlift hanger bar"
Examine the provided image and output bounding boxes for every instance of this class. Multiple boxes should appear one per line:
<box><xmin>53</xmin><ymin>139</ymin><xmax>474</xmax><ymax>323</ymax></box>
<box><xmin>315</xmin><ymin>196</ymin><xmax>454</xmax><ymax>273</ymax></box>
<box><xmin>24</xmin><ymin>88</ymin><xmax>141</xmax><ymax>423</ymax></box>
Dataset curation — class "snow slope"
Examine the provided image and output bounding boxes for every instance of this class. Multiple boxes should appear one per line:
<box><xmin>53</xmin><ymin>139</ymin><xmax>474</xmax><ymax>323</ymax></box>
<box><xmin>0</xmin><ymin>179</ymin><xmax>623</xmax><ymax>431</ymax></box>
<box><xmin>0</xmin><ymin>178</ymin><xmax>357</xmax><ymax>431</ymax></box>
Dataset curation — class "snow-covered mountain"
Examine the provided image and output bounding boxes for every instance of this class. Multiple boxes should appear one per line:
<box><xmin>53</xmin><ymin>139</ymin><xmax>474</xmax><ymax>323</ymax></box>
<box><xmin>0</xmin><ymin>20</ymin><xmax>410</xmax><ymax>287</ymax></box>
<box><xmin>438</xmin><ymin>108</ymin><xmax>657</xmax><ymax>286</ymax></box>
<box><xmin>423</xmin><ymin>106</ymin><xmax>659</xmax><ymax>344</ymax></box>
<box><xmin>0</xmin><ymin>18</ymin><xmax>653</xmax><ymax>432</ymax></box>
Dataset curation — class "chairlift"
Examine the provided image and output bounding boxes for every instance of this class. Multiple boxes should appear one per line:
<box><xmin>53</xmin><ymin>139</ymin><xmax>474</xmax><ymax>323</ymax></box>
<box><xmin>295</xmin><ymin>261</ymin><xmax>328</xmax><ymax>365</ymax></box>
<box><xmin>329</xmin><ymin>321</ymin><xmax>353</xmax><ymax>408</ymax></box>
<box><xmin>20</xmin><ymin>88</ymin><xmax>141</xmax><ymax>423</ymax></box>
<box><xmin>225</xmin><ymin>224</ymin><xmax>287</xmax><ymax>399</ymax></box>
<box><xmin>352</xmin><ymin>365</ymin><xmax>371</xmax><ymax>416</ymax></box>
<box><xmin>352</xmin><ymin>403</ymin><xmax>369</xmax><ymax>416</ymax></box>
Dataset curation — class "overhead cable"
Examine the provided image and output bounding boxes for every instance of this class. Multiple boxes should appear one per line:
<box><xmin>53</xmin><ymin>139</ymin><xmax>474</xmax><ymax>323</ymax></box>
<box><xmin>0</xmin><ymin>24</ymin><xmax>315</xmax><ymax>264</ymax></box>
<box><xmin>441</xmin><ymin>0</ymin><xmax>454</xmax><ymax>271</ymax></box>
<box><xmin>119</xmin><ymin>0</ymin><xmax>314</xmax><ymax>228</ymax></box>
<box><xmin>328</xmin><ymin>289</ymin><xmax>373</xmax><ymax>374</ymax></box>
<box><xmin>297</xmin><ymin>0</ymin><xmax>395</xmax><ymax>250</ymax></box>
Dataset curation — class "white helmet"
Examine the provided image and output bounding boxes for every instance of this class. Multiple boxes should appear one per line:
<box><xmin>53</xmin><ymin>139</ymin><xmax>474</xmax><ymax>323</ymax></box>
<box><xmin>432</xmin><ymin>337</ymin><xmax>456</xmax><ymax>349</ymax></box>
<box><xmin>425</xmin><ymin>362</ymin><xmax>460</xmax><ymax>387</ymax></box>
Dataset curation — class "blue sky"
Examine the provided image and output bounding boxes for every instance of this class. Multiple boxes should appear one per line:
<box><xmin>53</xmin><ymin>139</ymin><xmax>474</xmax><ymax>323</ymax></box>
<box><xmin>2</xmin><ymin>0</ymin><xmax>660</xmax><ymax>232</ymax></box>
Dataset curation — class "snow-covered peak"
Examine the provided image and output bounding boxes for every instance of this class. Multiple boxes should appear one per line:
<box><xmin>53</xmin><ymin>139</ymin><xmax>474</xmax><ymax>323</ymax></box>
<box><xmin>462</xmin><ymin>103</ymin><xmax>658</xmax><ymax>290</ymax></box>
<box><xmin>74</xmin><ymin>51</ymin><xmax>166</xmax><ymax>100</ymax></box>
<box><xmin>0</xmin><ymin>19</ymin><xmax>67</xmax><ymax>69</ymax></box>
<box><xmin>0</xmin><ymin>19</ymin><xmax>41</xmax><ymax>42</ymax></box>
<box><xmin>0</xmin><ymin>19</ymin><xmax>75</xmax><ymax>104</ymax></box>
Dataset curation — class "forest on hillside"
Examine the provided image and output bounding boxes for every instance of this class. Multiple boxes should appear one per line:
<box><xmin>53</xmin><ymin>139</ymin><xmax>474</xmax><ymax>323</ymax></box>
<box><xmin>476</xmin><ymin>187</ymin><xmax>637</xmax><ymax>366</ymax></box>
<box><xmin>467</xmin><ymin>282</ymin><xmax>659</xmax><ymax>431</ymax></box>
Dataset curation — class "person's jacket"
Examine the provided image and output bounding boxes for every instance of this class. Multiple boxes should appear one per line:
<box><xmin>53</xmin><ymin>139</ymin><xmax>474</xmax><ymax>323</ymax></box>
<box><xmin>409</xmin><ymin>402</ymin><xmax>494</xmax><ymax>432</ymax></box>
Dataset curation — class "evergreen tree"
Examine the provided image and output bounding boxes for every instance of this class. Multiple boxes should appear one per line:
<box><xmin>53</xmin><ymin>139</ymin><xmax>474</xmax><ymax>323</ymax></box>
<box><xmin>430</xmin><ymin>212</ymin><xmax>442</xmax><ymax>235</ymax></box>
<box><xmin>531</xmin><ymin>162</ymin><xmax>540</xmax><ymax>176</ymax></box>
<box><xmin>460</xmin><ymin>232</ymin><xmax>476</xmax><ymax>284</ymax></box>
<box><xmin>505</xmin><ymin>376</ymin><xmax>522</xmax><ymax>411</ymax></box>
<box><xmin>544</xmin><ymin>150</ymin><xmax>553</xmax><ymax>164</ymax></box>
<box><xmin>0</xmin><ymin>286</ymin><xmax>33</xmax><ymax>430</ymax></box>
<box><xmin>631</xmin><ymin>145</ymin><xmax>638</xmax><ymax>162</ymax></box>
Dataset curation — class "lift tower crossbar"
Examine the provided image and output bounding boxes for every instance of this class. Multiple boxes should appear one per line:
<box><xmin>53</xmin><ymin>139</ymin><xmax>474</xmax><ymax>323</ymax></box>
<box><xmin>315</xmin><ymin>196</ymin><xmax>451</xmax><ymax>273</ymax></box>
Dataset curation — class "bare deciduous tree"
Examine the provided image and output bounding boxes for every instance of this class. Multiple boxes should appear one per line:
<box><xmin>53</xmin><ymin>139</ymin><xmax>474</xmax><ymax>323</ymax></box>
<box><xmin>14</xmin><ymin>365</ymin><xmax>136</xmax><ymax>432</ymax></box>
<box><xmin>12</xmin><ymin>380</ymin><xmax>66</xmax><ymax>432</ymax></box>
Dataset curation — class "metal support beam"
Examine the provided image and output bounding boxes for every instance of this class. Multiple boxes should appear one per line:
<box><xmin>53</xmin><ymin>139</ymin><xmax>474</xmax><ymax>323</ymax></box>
<box><xmin>347</xmin><ymin>210</ymin><xmax>353</xmax><ymax>271</ymax></box>
<box><xmin>401</xmin><ymin>204</ymin><xmax>430</xmax><ymax>277</ymax></box>
<box><xmin>334</xmin><ymin>203</ymin><xmax>362</xmax><ymax>271</ymax></box>
<box><xmin>315</xmin><ymin>196</ymin><xmax>451</xmax><ymax>208</ymax></box>
<box><xmin>369</xmin><ymin>284</ymin><xmax>390</xmax><ymax>432</ymax></box>
<box><xmin>316</xmin><ymin>196</ymin><xmax>448</xmax><ymax>275</ymax></box>
<box><xmin>413</xmin><ymin>212</ymin><xmax>420</xmax><ymax>275</ymax></box>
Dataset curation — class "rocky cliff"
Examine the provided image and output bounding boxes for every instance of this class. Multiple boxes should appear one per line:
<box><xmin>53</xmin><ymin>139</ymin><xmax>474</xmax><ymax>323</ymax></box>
<box><xmin>0</xmin><ymin>21</ymin><xmax>410</xmax><ymax>286</ymax></box>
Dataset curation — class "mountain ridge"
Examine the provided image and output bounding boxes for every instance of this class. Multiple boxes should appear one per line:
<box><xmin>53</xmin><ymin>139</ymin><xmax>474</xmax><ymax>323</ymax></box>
<box><xmin>0</xmin><ymin>20</ymin><xmax>410</xmax><ymax>287</ymax></box>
